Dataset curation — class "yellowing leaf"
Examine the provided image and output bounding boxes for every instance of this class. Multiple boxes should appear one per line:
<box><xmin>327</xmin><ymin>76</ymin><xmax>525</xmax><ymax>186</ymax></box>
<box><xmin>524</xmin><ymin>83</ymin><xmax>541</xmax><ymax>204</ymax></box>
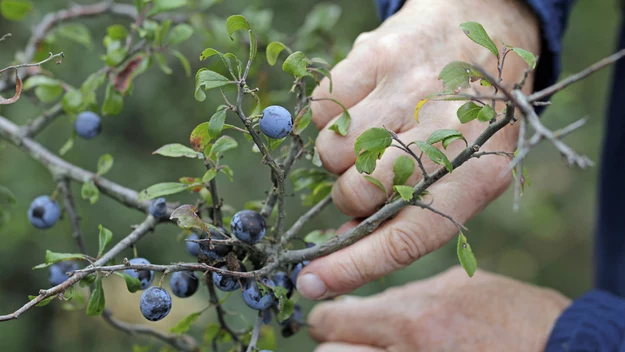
<box><xmin>414</xmin><ymin>99</ymin><xmax>429</xmax><ymax>123</ymax></box>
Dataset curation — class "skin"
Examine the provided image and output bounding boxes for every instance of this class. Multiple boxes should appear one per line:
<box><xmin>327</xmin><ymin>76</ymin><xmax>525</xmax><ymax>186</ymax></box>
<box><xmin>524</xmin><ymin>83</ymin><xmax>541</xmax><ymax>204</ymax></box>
<box><xmin>309</xmin><ymin>267</ymin><xmax>571</xmax><ymax>352</ymax></box>
<box><xmin>298</xmin><ymin>0</ymin><xmax>541</xmax><ymax>299</ymax></box>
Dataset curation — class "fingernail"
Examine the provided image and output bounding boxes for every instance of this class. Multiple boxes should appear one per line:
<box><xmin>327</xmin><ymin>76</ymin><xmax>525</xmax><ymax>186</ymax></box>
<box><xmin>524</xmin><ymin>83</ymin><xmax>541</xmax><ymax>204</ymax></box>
<box><xmin>297</xmin><ymin>273</ymin><xmax>328</xmax><ymax>300</ymax></box>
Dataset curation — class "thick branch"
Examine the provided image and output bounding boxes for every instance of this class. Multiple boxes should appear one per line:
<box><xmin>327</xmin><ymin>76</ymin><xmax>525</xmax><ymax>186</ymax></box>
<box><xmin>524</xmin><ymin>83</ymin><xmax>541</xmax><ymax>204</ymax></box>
<box><xmin>22</xmin><ymin>103</ymin><xmax>64</xmax><ymax>137</ymax></box>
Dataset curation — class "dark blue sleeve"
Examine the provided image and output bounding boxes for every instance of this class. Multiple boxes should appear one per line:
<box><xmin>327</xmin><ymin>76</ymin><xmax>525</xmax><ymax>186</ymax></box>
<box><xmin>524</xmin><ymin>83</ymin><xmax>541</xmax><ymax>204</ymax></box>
<box><xmin>375</xmin><ymin>0</ymin><xmax>575</xmax><ymax>92</ymax></box>
<box><xmin>545</xmin><ymin>290</ymin><xmax>625</xmax><ymax>351</ymax></box>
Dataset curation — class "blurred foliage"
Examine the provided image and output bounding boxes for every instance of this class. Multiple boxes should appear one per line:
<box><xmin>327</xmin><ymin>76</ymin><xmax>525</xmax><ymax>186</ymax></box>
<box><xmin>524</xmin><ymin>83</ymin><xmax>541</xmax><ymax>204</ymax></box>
<box><xmin>0</xmin><ymin>0</ymin><xmax>620</xmax><ymax>351</ymax></box>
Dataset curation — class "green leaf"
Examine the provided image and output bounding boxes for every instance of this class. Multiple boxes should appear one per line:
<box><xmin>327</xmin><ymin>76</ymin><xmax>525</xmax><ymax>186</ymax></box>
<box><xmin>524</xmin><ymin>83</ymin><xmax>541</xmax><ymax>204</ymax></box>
<box><xmin>107</xmin><ymin>24</ymin><xmax>128</xmax><ymax>40</ymax></box>
<box><xmin>438</xmin><ymin>61</ymin><xmax>485</xmax><ymax>93</ymax></box>
<box><xmin>45</xmin><ymin>250</ymin><xmax>86</xmax><ymax>265</ymax></box>
<box><xmin>28</xmin><ymin>294</ymin><xmax>57</xmax><ymax>307</ymax></box>
<box><xmin>171</xmin><ymin>49</ymin><xmax>191</xmax><ymax>77</ymax></box>
<box><xmin>167</xmin><ymin>23</ymin><xmax>193</xmax><ymax>45</ymax></box>
<box><xmin>457</xmin><ymin>232</ymin><xmax>477</xmax><ymax>277</ymax></box>
<box><xmin>97</xmin><ymin>225</ymin><xmax>112</xmax><ymax>258</ymax></box>
<box><xmin>86</xmin><ymin>277</ymin><xmax>106</xmax><ymax>316</ymax></box>
<box><xmin>62</xmin><ymin>89</ymin><xmax>83</xmax><ymax>114</ymax></box>
<box><xmin>459</xmin><ymin>22</ymin><xmax>499</xmax><ymax>58</ymax></box>
<box><xmin>266</xmin><ymin>42</ymin><xmax>289</xmax><ymax>66</ymax></box>
<box><xmin>147</xmin><ymin>0</ymin><xmax>187</xmax><ymax>16</ymax></box>
<box><xmin>293</xmin><ymin>106</ymin><xmax>312</xmax><ymax>135</ymax></box>
<box><xmin>132</xmin><ymin>345</ymin><xmax>152</xmax><ymax>352</ymax></box>
<box><xmin>312</xmin><ymin>147</ymin><xmax>322</xmax><ymax>167</ymax></box>
<box><xmin>393</xmin><ymin>185</ymin><xmax>414</xmax><ymax>201</ymax></box>
<box><xmin>202</xmin><ymin>169</ymin><xmax>217</xmax><ymax>182</ymax></box>
<box><xmin>363</xmin><ymin>175</ymin><xmax>386</xmax><ymax>193</ymax></box>
<box><xmin>57</xmin><ymin>23</ymin><xmax>92</xmax><ymax>49</ymax></box>
<box><xmin>225</xmin><ymin>15</ymin><xmax>251</xmax><ymax>39</ymax></box>
<box><xmin>393</xmin><ymin>155</ymin><xmax>415</xmax><ymax>186</ymax></box>
<box><xmin>282</xmin><ymin>51</ymin><xmax>311</xmax><ymax>78</ymax></box>
<box><xmin>190</xmin><ymin>122</ymin><xmax>211</xmax><ymax>152</ymax></box>
<box><xmin>138</xmin><ymin>183</ymin><xmax>192</xmax><ymax>201</ymax></box>
<box><xmin>79</xmin><ymin>274</ymin><xmax>96</xmax><ymax>288</ymax></box>
<box><xmin>477</xmin><ymin>105</ymin><xmax>496</xmax><ymax>122</ymax></box>
<box><xmin>170</xmin><ymin>204</ymin><xmax>209</xmax><ymax>233</ymax></box>
<box><xmin>208</xmin><ymin>109</ymin><xmax>227</xmax><ymax>139</ymax></box>
<box><xmin>203</xmin><ymin>323</ymin><xmax>221</xmax><ymax>345</ymax></box>
<box><xmin>426</xmin><ymin>129</ymin><xmax>467</xmax><ymax>149</ymax></box>
<box><xmin>199</xmin><ymin>49</ymin><xmax>235</xmax><ymax>77</ymax></box>
<box><xmin>304</xmin><ymin>230</ymin><xmax>334</xmax><ymax>245</ymax></box>
<box><xmin>115</xmin><ymin>272</ymin><xmax>142</xmax><ymax>293</ymax></box>
<box><xmin>355</xmin><ymin>150</ymin><xmax>380</xmax><ymax>174</ymax></box>
<box><xmin>354</xmin><ymin>128</ymin><xmax>392</xmax><ymax>154</ymax></box>
<box><xmin>23</xmin><ymin>76</ymin><xmax>62</xmax><ymax>90</ymax></box>
<box><xmin>510</xmin><ymin>47</ymin><xmax>537</xmax><ymax>69</ymax></box>
<box><xmin>328</xmin><ymin>111</ymin><xmax>350</xmax><ymax>136</ymax></box>
<box><xmin>210</xmin><ymin>136</ymin><xmax>238</xmax><ymax>156</ymax></box>
<box><xmin>456</xmin><ymin>102</ymin><xmax>481</xmax><ymax>124</ymax></box>
<box><xmin>34</xmin><ymin>85</ymin><xmax>63</xmax><ymax>103</ymax></box>
<box><xmin>414</xmin><ymin>141</ymin><xmax>453</xmax><ymax>172</ymax></box>
<box><xmin>102</xmin><ymin>84</ymin><xmax>123</xmax><ymax>116</ymax></box>
<box><xmin>101</xmin><ymin>37</ymin><xmax>127</xmax><ymax>66</ymax></box>
<box><xmin>81</xmin><ymin>181</ymin><xmax>100</xmax><ymax>205</ymax></box>
<box><xmin>258</xmin><ymin>325</ymin><xmax>277</xmax><ymax>351</ymax></box>
<box><xmin>194</xmin><ymin>69</ymin><xmax>231</xmax><ymax>101</ymax></box>
<box><xmin>0</xmin><ymin>0</ymin><xmax>32</xmax><ymax>21</ymax></box>
<box><xmin>155</xmin><ymin>53</ymin><xmax>173</xmax><ymax>75</ymax></box>
<box><xmin>97</xmin><ymin>154</ymin><xmax>114</xmax><ymax>176</ymax></box>
<box><xmin>170</xmin><ymin>311</ymin><xmax>202</xmax><ymax>334</ymax></box>
<box><xmin>0</xmin><ymin>186</ymin><xmax>16</xmax><ymax>206</ymax></box>
<box><xmin>277</xmin><ymin>298</ymin><xmax>295</xmax><ymax>322</ymax></box>
<box><xmin>153</xmin><ymin>143</ymin><xmax>203</xmax><ymax>158</ymax></box>
<box><xmin>220</xmin><ymin>165</ymin><xmax>234</xmax><ymax>182</ymax></box>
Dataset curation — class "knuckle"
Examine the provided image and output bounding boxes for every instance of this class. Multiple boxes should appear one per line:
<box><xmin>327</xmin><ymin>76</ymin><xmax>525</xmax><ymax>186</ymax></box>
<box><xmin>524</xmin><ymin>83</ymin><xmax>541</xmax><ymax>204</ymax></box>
<box><xmin>333</xmin><ymin>176</ymin><xmax>376</xmax><ymax>216</ymax></box>
<box><xmin>384</xmin><ymin>223</ymin><xmax>426</xmax><ymax>268</ymax></box>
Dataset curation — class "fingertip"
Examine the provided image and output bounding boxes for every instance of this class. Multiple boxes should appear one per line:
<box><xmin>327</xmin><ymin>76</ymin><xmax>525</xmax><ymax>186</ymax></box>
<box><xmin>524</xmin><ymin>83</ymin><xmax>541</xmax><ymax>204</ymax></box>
<box><xmin>297</xmin><ymin>272</ymin><xmax>329</xmax><ymax>300</ymax></box>
<box><xmin>331</xmin><ymin>171</ymin><xmax>386</xmax><ymax>217</ymax></box>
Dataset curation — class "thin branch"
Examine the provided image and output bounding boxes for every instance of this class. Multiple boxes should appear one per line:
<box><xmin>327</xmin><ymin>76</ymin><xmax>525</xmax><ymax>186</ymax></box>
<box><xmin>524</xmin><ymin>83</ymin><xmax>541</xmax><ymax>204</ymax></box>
<box><xmin>102</xmin><ymin>309</ymin><xmax>198</xmax><ymax>352</ymax></box>
<box><xmin>206</xmin><ymin>163</ymin><xmax>223</xmax><ymax>227</ymax></box>
<box><xmin>281</xmin><ymin>194</ymin><xmax>332</xmax><ymax>245</ymax></box>
<box><xmin>0</xmin><ymin>33</ymin><xmax>11</xmax><ymax>42</ymax></box>
<box><xmin>207</xmin><ymin>275</ymin><xmax>241</xmax><ymax>343</ymax></box>
<box><xmin>471</xmin><ymin>151</ymin><xmax>514</xmax><ymax>159</ymax></box>
<box><xmin>21</xmin><ymin>103</ymin><xmax>64</xmax><ymax>137</ymax></box>
<box><xmin>57</xmin><ymin>177</ymin><xmax>87</xmax><ymax>254</ymax></box>
<box><xmin>245</xmin><ymin>312</ymin><xmax>263</xmax><ymax>352</ymax></box>
<box><xmin>513</xmin><ymin>113</ymin><xmax>526</xmax><ymax>212</ymax></box>
<box><xmin>0</xmin><ymin>52</ymin><xmax>64</xmax><ymax>75</ymax></box>
<box><xmin>414</xmin><ymin>201</ymin><xmax>467</xmax><ymax>232</ymax></box>
<box><xmin>0</xmin><ymin>216</ymin><xmax>157</xmax><ymax>322</ymax></box>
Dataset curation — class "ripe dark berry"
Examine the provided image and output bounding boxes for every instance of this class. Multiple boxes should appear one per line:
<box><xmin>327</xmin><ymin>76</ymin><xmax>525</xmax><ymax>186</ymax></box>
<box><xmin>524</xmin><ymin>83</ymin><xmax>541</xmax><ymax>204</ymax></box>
<box><xmin>48</xmin><ymin>261</ymin><xmax>79</xmax><ymax>286</ymax></box>
<box><xmin>213</xmin><ymin>262</ymin><xmax>246</xmax><ymax>292</ymax></box>
<box><xmin>139</xmin><ymin>287</ymin><xmax>172</xmax><ymax>321</ymax></box>
<box><xmin>124</xmin><ymin>258</ymin><xmax>155</xmax><ymax>290</ymax></box>
<box><xmin>281</xmin><ymin>304</ymin><xmax>304</xmax><ymax>338</ymax></box>
<box><xmin>230</xmin><ymin>210</ymin><xmax>266</xmax><ymax>244</ymax></box>
<box><xmin>198</xmin><ymin>227</ymin><xmax>231</xmax><ymax>261</ymax></box>
<box><xmin>273</xmin><ymin>271</ymin><xmax>294</xmax><ymax>298</ymax></box>
<box><xmin>74</xmin><ymin>111</ymin><xmax>102</xmax><ymax>139</ymax></box>
<box><xmin>185</xmin><ymin>232</ymin><xmax>202</xmax><ymax>256</ymax></box>
<box><xmin>259</xmin><ymin>105</ymin><xmax>293</xmax><ymax>139</ymax></box>
<box><xmin>169</xmin><ymin>272</ymin><xmax>199</xmax><ymax>298</ymax></box>
<box><xmin>149</xmin><ymin>197</ymin><xmax>167</xmax><ymax>218</ymax></box>
<box><xmin>242</xmin><ymin>278</ymin><xmax>275</xmax><ymax>311</ymax></box>
<box><xmin>291</xmin><ymin>263</ymin><xmax>304</xmax><ymax>289</ymax></box>
<box><xmin>28</xmin><ymin>195</ymin><xmax>60</xmax><ymax>229</ymax></box>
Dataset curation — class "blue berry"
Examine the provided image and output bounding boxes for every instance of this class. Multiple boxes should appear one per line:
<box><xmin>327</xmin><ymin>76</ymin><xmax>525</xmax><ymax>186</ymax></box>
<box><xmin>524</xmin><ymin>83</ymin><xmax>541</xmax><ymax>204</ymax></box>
<box><xmin>242</xmin><ymin>278</ymin><xmax>275</xmax><ymax>311</ymax></box>
<box><xmin>291</xmin><ymin>263</ymin><xmax>304</xmax><ymax>289</ymax></box>
<box><xmin>259</xmin><ymin>105</ymin><xmax>293</xmax><ymax>139</ymax></box>
<box><xmin>149</xmin><ymin>197</ymin><xmax>167</xmax><ymax>218</ymax></box>
<box><xmin>185</xmin><ymin>232</ymin><xmax>201</xmax><ymax>256</ymax></box>
<box><xmin>231</xmin><ymin>210</ymin><xmax>266</xmax><ymax>245</ymax></box>
<box><xmin>273</xmin><ymin>271</ymin><xmax>294</xmax><ymax>298</ymax></box>
<box><xmin>74</xmin><ymin>111</ymin><xmax>102</xmax><ymax>139</ymax></box>
<box><xmin>213</xmin><ymin>262</ymin><xmax>246</xmax><ymax>292</ymax></box>
<box><xmin>261</xmin><ymin>308</ymin><xmax>273</xmax><ymax>325</ymax></box>
<box><xmin>281</xmin><ymin>304</ymin><xmax>304</xmax><ymax>338</ymax></box>
<box><xmin>28</xmin><ymin>195</ymin><xmax>61</xmax><ymax>229</ymax></box>
<box><xmin>169</xmin><ymin>272</ymin><xmax>199</xmax><ymax>298</ymax></box>
<box><xmin>198</xmin><ymin>227</ymin><xmax>231</xmax><ymax>261</ymax></box>
<box><xmin>139</xmin><ymin>287</ymin><xmax>172</xmax><ymax>321</ymax></box>
<box><xmin>124</xmin><ymin>258</ymin><xmax>155</xmax><ymax>290</ymax></box>
<box><xmin>48</xmin><ymin>261</ymin><xmax>79</xmax><ymax>286</ymax></box>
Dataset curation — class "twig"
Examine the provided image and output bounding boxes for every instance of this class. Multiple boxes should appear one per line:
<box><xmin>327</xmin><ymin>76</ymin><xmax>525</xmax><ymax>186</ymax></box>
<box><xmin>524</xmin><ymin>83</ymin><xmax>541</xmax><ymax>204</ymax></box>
<box><xmin>0</xmin><ymin>52</ymin><xmax>64</xmax><ymax>75</ymax></box>
<box><xmin>513</xmin><ymin>113</ymin><xmax>526</xmax><ymax>212</ymax></box>
<box><xmin>281</xmin><ymin>194</ymin><xmax>332</xmax><ymax>245</ymax></box>
<box><xmin>245</xmin><ymin>312</ymin><xmax>263</xmax><ymax>352</ymax></box>
<box><xmin>57</xmin><ymin>177</ymin><xmax>87</xmax><ymax>254</ymax></box>
<box><xmin>21</xmin><ymin>103</ymin><xmax>64</xmax><ymax>137</ymax></box>
<box><xmin>0</xmin><ymin>33</ymin><xmax>11</xmax><ymax>42</ymax></box>
<box><xmin>471</xmin><ymin>151</ymin><xmax>514</xmax><ymax>159</ymax></box>
<box><xmin>207</xmin><ymin>275</ymin><xmax>241</xmax><ymax>343</ymax></box>
<box><xmin>0</xmin><ymin>216</ymin><xmax>157</xmax><ymax>322</ymax></box>
<box><xmin>206</xmin><ymin>164</ymin><xmax>223</xmax><ymax>227</ymax></box>
<box><xmin>414</xmin><ymin>201</ymin><xmax>467</xmax><ymax>232</ymax></box>
<box><xmin>71</xmin><ymin>261</ymin><xmax>274</xmax><ymax>278</ymax></box>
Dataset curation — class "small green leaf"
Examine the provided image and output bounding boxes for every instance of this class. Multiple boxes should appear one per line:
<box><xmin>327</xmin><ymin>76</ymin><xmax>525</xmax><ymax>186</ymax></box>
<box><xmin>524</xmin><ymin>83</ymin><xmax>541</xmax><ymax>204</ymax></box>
<box><xmin>210</xmin><ymin>136</ymin><xmax>238</xmax><ymax>156</ymax></box>
<box><xmin>79</xmin><ymin>274</ymin><xmax>96</xmax><ymax>288</ymax></box>
<box><xmin>363</xmin><ymin>175</ymin><xmax>386</xmax><ymax>193</ymax></box>
<box><xmin>426</xmin><ymin>129</ymin><xmax>467</xmax><ymax>149</ymax></box>
<box><xmin>393</xmin><ymin>185</ymin><xmax>414</xmax><ymax>201</ymax></box>
<box><xmin>114</xmin><ymin>272</ymin><xmax>142</xmax><ymax>293</ymax></box>
<box><xmin>202</xmin><ymin>169</ymin><xmax>217</xmax><ymax>182</ymax></box>
<box><xmin>194</xmin><ymin>69</ymin><xmax>231</xmax><ymax>101</ymax></box>
<box><xmin>355</xmin><ymin>150</ymin><xmax>380</xmax><ymax>174</ymax></box>
<box><xmin>107</xmin><ymin>25</ymin><xmax>128</xmax><ymax>40</ymax></box>
<box><xmin>354</xmin><ymin>128</ymin><xmax>392</xmax><ymax>154</ymax></box>
<box><xmin>293</xmin><ymin>106</ymin><xmax>312</xmax><ymax>135</ymax></box>
<box><xmin>510</xmin><ymin>47</ymin><xmax>537</xmax><ymax>69</ymax></box>
<box><xmin>62</xmin><ymin>89</ymin><xmax>83</xmax><ymax>114</ymax></box>
<box><xmin>220</xmin><ymin>165</ymin><xmax>234</xmax><ymax>182</ymax></box>
<box><xmin>170</xmin><ymin>204</ymin><xmax>209</xmax><ymax>232</ymax></box>
<box><xmin>457</xmin><ymin>232</ymin><xmax>477</xmax><ymax>277</ymax></box>
<box><xmin>102</xmin><ymin>84</ymin><xmax>123</xmax><ymax>116</ymax></box>
<box><xmin>170</xmin><ymin>311</ymin><xmax>202</xmax><ymax>334</ymax></box>
<box><xmin>147</xmin><ymin>0</ymin><xmax>187</xmax><ymax>16</ymax></box>
<box><xmin>438</xmin><ymin>61</ymin><xmax>484</xmax><ymax>93</ymax></box>
<box><xmin>86</xmin><ymin>277</ymin><xmax>106</xmax><ymax>316</ymax></box>
<box><xmin>477</xmin><ymin>105</ymin><xmax>496</xmax><ymax>122</ymax></box>
<box><xmin>97</xmin><ymin>225</ymin><xmax>112</xmax><ymax>258</ymax></box>
<box><xmin>28</xmin><ymin>294</ymin><xmax>57</xmax><ymax>307</ymax></box>
<box><xmin>282</xmin><ymin>52</ymin><xmax>311</xmax><ymax>78</ymax></box>
<box><xmin>313</xmin><ymin>67</ymin><xmax>333</xmax><ymax>92</ymax></box>
<box><xmin>304</xmin><ymin>230</ymin><xmax>334</xmax><ymax>245</ymax></box>
<box><xmin>97</xmin><ymin>154</ymin><xmax>114</xmax><ymax>176</ymax></box>
<box><xmin>171</xmin><ymin>49</ymin><xmax>191</xmax><ymax>77</ymax></box>
<box><xmin>138</xmin><ymin>183</ymin><xmax>192</xmax><ymax>201</ymax></box>
<box><xmin>208</xmin><ymin>109</ymin><xmax>227</xmax><ymax>139</ymax></box>
<box><xmin>23</xmin><ymin>76</ymin><xmax>62</xmax><ymax>90</ymax></box>
<box><xmin>414</xmin><ymin>141</ymin><xmax>453</xmax><ymax>172</ymax></box>
<box><xmin>456</xmin><ymin>102</ymin><xmax>481</xmax><ymax>124</ymax></box>
<box><xmin>277</xmin><ymin>298</ymin><xmax>295</xmax><ymax>323</ymax></box>
<box><xmin>266</xmin><ymin>42</ymin><xmax>289</xmax><ymax>66</ymax></box>
<box><xmin>393</xmin><ymin>155</ymin><xmax>415</xmax><ymax>186</ymax></box>
<box><xmin>153</xmin><ymin>143</ymin><xmax>203</xmax><ymax>158</ymax></box>
<box><xmin>57</xmin><ymin>23</ymin><xmax>93</xmax><ymax>49</ymax></box>
<box><xmin>328</xmin><ymin>111</ymin><xmax>350</xmax><ymax>136</ymax></box>
<box><xmin>190</xmin><ymin>122</ymin><xmax>211</xmax><ymax>152</ymax></box>
<box><xmin>167</xmin><ymin>23</ymin><xmax>193</xmax><ymax>45</ymax></box>
<box><xmin>0</xmin><ymin>0</ymin><xmax>32</xmax><ymax>21</ymax></box>
<box><xmin>81</xmin><ymin>181</ymin><xmax>100</xmax><ymax>205</ymax></box>
<box><xmin>225</xmin><ymin>15</ymin><xmax>251</xmax><ymax>40</ymax></box>
<box><xmin>267</xmin><ymin>136</ymin><xmax>286</xmax><ymax>150</ymax></box>
<box><xmin>34</xmin><ymin>85</ymin><xmax>63</xmax><ymax>103</ymax></box>
<box><xmin>459</xmin><ymin>22</ymin><xmax>499</xmax><ymax>58</ymax></box>
<box><xmin>155</xmin><ymin>53</ymin><xmax>173</xmax><ymax>75</ymax></box>
<box><xmin>45</xmin><ymin>250</ymin><xmax>86</xmax><ymax>265</ymax></box>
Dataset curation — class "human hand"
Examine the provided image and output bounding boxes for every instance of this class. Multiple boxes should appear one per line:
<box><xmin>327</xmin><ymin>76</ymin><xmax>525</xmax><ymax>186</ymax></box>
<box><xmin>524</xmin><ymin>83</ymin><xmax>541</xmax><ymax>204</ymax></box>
<box><xmin>297</xmin><ymin>0</ymin><xmax>541</xmax><ymax>299</ymax></box>
<box><xmin>308</xmin><ymin>266</ymin><xmax>571</xmax><ymax>352</ymax></box>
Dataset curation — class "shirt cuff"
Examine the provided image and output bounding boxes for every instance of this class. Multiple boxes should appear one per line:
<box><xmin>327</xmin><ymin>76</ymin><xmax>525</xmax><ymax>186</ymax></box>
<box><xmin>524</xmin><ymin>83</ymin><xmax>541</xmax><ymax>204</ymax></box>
<box><xmin>546</xmin><ymin>290</ymin><xmax>625</xmax><ymax>351</ymax></box>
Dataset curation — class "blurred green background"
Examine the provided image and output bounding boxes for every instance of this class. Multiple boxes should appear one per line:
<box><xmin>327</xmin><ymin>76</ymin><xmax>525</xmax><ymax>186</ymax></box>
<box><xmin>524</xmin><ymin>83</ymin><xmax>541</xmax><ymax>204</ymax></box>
<box><xmin>0</xmin><ymin>0</ymin><xmax>620</xmax><ymax>351</ymax></box>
